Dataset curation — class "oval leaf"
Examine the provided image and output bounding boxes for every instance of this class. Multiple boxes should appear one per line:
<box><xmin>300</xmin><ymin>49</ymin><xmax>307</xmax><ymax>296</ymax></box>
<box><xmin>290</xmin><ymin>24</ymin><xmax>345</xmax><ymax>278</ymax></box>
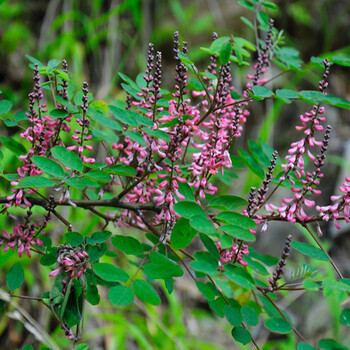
<box><xmin>93</xmin><ymin>263</ymin><xmax>129</xmax><ymax>282</ymax></box>
<box><xmin>31</xmin><ymin>156</ymin><xmax>65</xmax><ymax>178</ymax></box>
<box><xmin>18</xmin><ymin>176</ymin><xmax>55</xmax><ymax>188</ymax></box>
<box><xmin>111</xmin><ymin>235</ymin><xmax>144</xmax><ymax>255</ymax></box>
<box><xmin>220</xmin><ymin>225</ymin><xmax>256</xmax><ymax>242</ymax></box>
<box><xmin>174</xmin><ymin>201</ymin><xmax>206</xmax><ymax>219</ymax></box>
<box><xmin>65</xmin><ymin>232</ymin><xmax>84</xmax><ymax>246</ymax></box>
<box><xmin>87</xmin><ymin>231</ymin><xmax>112</xmax><ymax>244</ymax></box>
<box><xmin>291</xmin><ymin>241</ymin><xmax>329</xmax><ymax>261</ymax></box>
<box><xmin>265</xmin><ymin>317</ymin><xmax>292</xmax><ymax>334</ymax></box>
<box><xmin>52</xmin><ymin>146</ymin><xmax>83</xmax><ymax>172</ymax></box>
<box><xmin>231</xmin><ymin>326</ymin><xmax>251</xmax><ymax>345</ymax></box>
<box><xmin>133</xmin><ymin>280</ymin><xmax>161</xmax><ymax>305</ymax></box>
<box><xmin>7</xmin><ymin>263</ymin><xmax>24</xmax><ymax>291</ymax></box>
<box><xmin>108</xmin><ymin>285</ymin><xmax>134</xmax><ymax>307</ymax></box>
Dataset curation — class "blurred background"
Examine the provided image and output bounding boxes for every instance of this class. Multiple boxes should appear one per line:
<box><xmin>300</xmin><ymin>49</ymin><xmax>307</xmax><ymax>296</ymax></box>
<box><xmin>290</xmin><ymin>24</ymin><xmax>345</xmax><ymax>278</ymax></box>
<box><xmin>1</xmin><ymin>0</ymin><xmax>350</xmax><ymax>349</ymax></box>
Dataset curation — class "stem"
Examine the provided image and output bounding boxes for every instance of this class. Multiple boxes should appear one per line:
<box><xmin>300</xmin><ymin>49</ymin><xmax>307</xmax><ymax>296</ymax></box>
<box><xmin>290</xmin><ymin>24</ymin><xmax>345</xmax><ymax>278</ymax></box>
<box><xmin>0</xmin><ymin>196</ymin><xmax>161</xmax><ymax>213</ymax></box>
<box><xmin>302</xmin><ymin>223</ymin><xmax>343</xmax><ymax>279</ymax></box>
<box><xmin>261</xmin><ymin>290</ymin><xmax>307</xmax><ymax>342</ymax></box>
<box><xmin>9</xmin><ymin>294</ymin><xmax>42</xmax><ymax>301</ymax></box>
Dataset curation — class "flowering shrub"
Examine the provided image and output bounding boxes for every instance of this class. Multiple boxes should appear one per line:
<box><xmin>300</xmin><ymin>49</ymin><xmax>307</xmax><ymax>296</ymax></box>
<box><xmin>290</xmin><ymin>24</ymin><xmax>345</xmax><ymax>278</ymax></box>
<box><xmin>2</xmin><ymin>2</ymin><xmax>350</xmax><ymax>349</ymax></box>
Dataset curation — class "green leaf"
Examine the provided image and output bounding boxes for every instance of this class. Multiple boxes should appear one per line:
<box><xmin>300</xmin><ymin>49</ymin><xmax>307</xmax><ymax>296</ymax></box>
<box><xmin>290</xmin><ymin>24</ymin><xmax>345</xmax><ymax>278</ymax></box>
<box><xmin>257</xmin><ymin>11</ymin><xmax>269</xmax><ymax>28</ymax></box>
<box><xmin>299</xmin><ymin>90</ymin><xmax>325</xmax><ymax>104</ymax></box>
<box><xmin>209</xmin><ymin>195</ymin><xmax>247</xmax><ymax>211</ymax></box>
<box><xmin>243</xmin><ymin>255</ymin><xmax>269</xmax><ymax>275</ymax></box>
<box><xmin>320</xmin><ymin>94</ymin><xmax>350</xmax><ymax>109</ymax></box>
<box><xmin>0</xmin><ymin>100</ymin><xmax>13</xmax><ymax>115</ymax></box>
<box><xmin>238</xmin><ymin>148</ymin><xmax>265</xmax><ymax>178</ymax></box>
<box><xmin>87</xmin><ymin>231</ymin><xmax>112</xmax><ymax>244</ymax></box>
<box><xmin>111</xmin><ymin>235</ymin><xmax>144</xmax><ymax>255</ymax></box>
<box><xmin>225</xmin><ymin>265</ymin><xmax>255</xmax><ymax>289</ymax></box>
<box><xmin>52</xmin><ymin>146</ymin><xmax>83</xmax><ymax>172</ymax></box>
<box><xmin>191</xmin><ymin>251</ymin><xmax>218</xmax><ymax>276</ymax></box>
<box><xmin>262</xmin><ymin>2</ymin><xmax>279</xmax><ymax>10</ymax></box>
<box><xmin>340</xmin><ymin>309</ymin><xmax>350</xmax><ymax>327</ymax></box>
<box><xmin>133</xmin><ymin>280</ymin><xmax>161</xmax><ymax>305</ymax></box>
<box><xmin>124</xmin><ymin>131</ymin><xmax>147</xmax><ymax>146</ymax></box>
<box><xmin>85</xmin><ymin>170</ymin><xmax>111</xmax><ymax>183</ymax></box>
<box><xmin>118</xmin><ymin>72</ymin><xmax>140</xmax><ymax>91</ymax></box>
<box><xmin>332</xmin><ymin>55</ymin><xmax>350</xmax><ymax>67</ymax></box>
<box><xmin>143</xmin><ymin>252</ymin><xmax>183</xmax><ymax>279</ymax></box>
<box><xmin>1</xmin><ymin>136</ymin><xmax>26</xmax><ymax>156</ymax></box>
<box><xmin>251</xmin><ymin>85</ymin><xmax>274</xmax><ymax>98</ymax></box>
<box><xmin>190</xmin><ymin>215</ymin><xmax>216</xmax><ymax>234</ymax></box>
<box><xmin>85</xmin><ymin>282</ymin><xmax>100</xmax><ymax>305</ymax></box>
<box><xmin>108</xmin><ymin>105</ymin><xmax>138</xmax><ymax>126</ymax></box>
<box><xmin>177</xmin><ymin>182</ymin><xmax>195</xmax><ymax>201</ymax></box>
<box><xmin>224</xmin><ymin>305</ymin><xmax>242</xmax><ymax>326</ymax></box>
<box><xmin>291</xmin><ymin>241</ymin><xmax>329</xmax><ymax>261</ymax></box>
<box><xmin>6</xmin><ymin>263</ymin><xmax>24</xmax><ymax>291</ymax></box>
<box><xmin>208</xmin><ymin>296</ymin><xmax>227</xmax><ymax>317</ymax></box>
<box><xmin>238</xmin><ymin>0</ymin><xmax>255</xmax><ymax>11</ymax></box>
<box><xmin>170</xmin><ymin>218</ymin><xmax>197</xmax><ymax>249</ymax></box>
<box><xmin>65</xmin><ymin>232</ymin><xmax>84</xmax><ymax>246</ymax></box>
<box><xmin>248</xmin><ymin>139</ymin><xmax>272</xmax><ymax>168</ymax></box>
<box><xmin>276</xmin><ymin>89</ymin><xmax>299</xmax><ymax>101</ymax></box>
<box><xmin>75</xmin><ymin>344</ymin><xmax>89</xmax><ymax>350</ymax></box>
<box><xmin>297</xmin><ymin>343</ymin><xmax>317</xmax><ymax>350</ymax></box>
<box><xmin>107</xmin><ymin>164</ymin><xmax>137</xmax><ymax>176</ymax></box>
<box><xmin>215</xmin><ymin>211</ymin><xmax>257</xmax><ymax>229</ymax></box>
<box><xmin>4</xmin><ymin>119</ymin><xmax>17</xmax><ymax>127</ymax></box>
<box><xmin>165</xmin><ymin>277</ymin><xmax>174</xmax><ymax>294</ymax></box>
<box><xmin>142</xmin><ymin>128</ymin><xmax>171</xmax><ymax>142</ymax></box>
<box><xmin>55</xmin><ymin>96</ymin><xmax>78</xmax><ymax>113</ymax></box>
<box><xmin>64</xmin><ymin>176</ymin><xmax>99</xmax><ymax>189</ymax></box>
<box><xmin>240</xmin><ymin>16</ymin><xmax>254</xmax><ymax>30</ymax></box>
<box><xmin>195</xmin><ymin>281</ymin><xmax>217</xmax><ymax>301</ymax></box>
<box><xmin>241</xmin><ymin>306</ymin><xmax>259</xmax><ymax>326</ymax></box>
<box><xmin>199</xmin><ymin>233</ymin><xmax>220</xmax><ymax>259</ymax></box>
<box><xmin>40</xmin><ymin>253</ymin><xmax>57</xmax><ymax>266</ymax></box>
<box><xmin>265</xmin><ymin>317</ymin><xmax>292</xmax><ymax>334</ymax></box>
<box><xmin>93</xmin><ymin>263</ymin><xmax>129</xmax><ymax>282</ymax></box>
<box><xmin>174</xmin><ymin>201</ymin><xmax>206</xmax><ymax>219</ymax></box>
<box><xmin>31</xmin><ymin>156</ymin><xmax>65</xmax><ymax>178</ymax></box>
<box><xmin>303</xmin><ymin>279</ymin><xmax>321</xmax><ymax>291</ymax></box>
<box><xmin>50</xmin><ymin>109</ymin><xmax>69</xmax><ymax>119</ymax></box>
<box><xmin>220</xmin><ymin>225</ymin><xmax>256</xmax><ymax>242</ymax></box>
<box><xmin>18</xmin><ymin>176</ymin><xmax>55</xmax><ymax>188</ymax></box>
<box><xmin>178</xmin><ymin>52</ymin><xmax>194</xmax><ymax>65</ymax></box>
<box><xmin>231</xmin><ymin>326</ymin><xmax>251</xmax><ymax>345</ymax></box>
<box><xmin>200</xmin><ymin>72</ymin><xmax>217</xmax><ymax>80</ymax></box>
<box><xmin>318</xmin><ymin>339</ymin><xmax>347</xmax><ymax>350</ymax></box>
<box><xmin>108</xmin><ymin>285</ymin><xmax>134</xmax><ymax>307</ymax></box>
<box><xmin>22</xmin><ymin>346</ymin><xmax>34</xmax><ymax>350</ymax></box>
<box><xmin>91</xmin><ymin>112</ymin><xmax>123</xmax><ymax>131</ymax></box>
<box><xmin>220</xmin><ymin>42</ymin><xmax>232</xmax><ymax>65</ymax></box>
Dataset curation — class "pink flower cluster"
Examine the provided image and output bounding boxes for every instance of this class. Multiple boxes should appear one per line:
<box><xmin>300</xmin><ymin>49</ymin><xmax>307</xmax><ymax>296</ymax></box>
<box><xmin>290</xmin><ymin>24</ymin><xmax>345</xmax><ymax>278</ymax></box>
<box><xmin>49</xmin><ymin>245</ymin><xmax>89</xmax><ymax>279</ymax></box>
<box><xmin>66</xmin><ymin>82</ymin><xmax>95</xmax><ymax>164</ymax></box>
<box><xmin>216</xmin><ymin>241</ymin><xmax>249</xmax><ymax>268</ymax></box>
<box><xmin>263</xmin><ymin>61</ymin><xmax>331</xmax><ymax>224</ymax></box>
<box><xmin>7</xmin><ymin>64</ymin><xmax>71</xmax><ymax>209</ymax></box>
<box><xmin>317</xmin><ymin>177</ymin><xmax>350</xmax><ymax>228</ymax></box>
<box><xmin>0</xmin><ymin>224</ymin><xmax>43</xmax><ymax>258</ymax></box>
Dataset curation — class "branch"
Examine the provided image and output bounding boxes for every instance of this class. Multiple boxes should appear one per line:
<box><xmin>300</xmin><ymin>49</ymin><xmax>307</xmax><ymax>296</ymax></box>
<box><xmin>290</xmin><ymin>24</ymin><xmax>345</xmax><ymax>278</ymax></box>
<box><xmin>260</xmin><ymin>289</ymin><xmax>307</xmax><ymax>342</ymax></box>
<box><xmin>302</xmin><ymin>223</ymin><xmax>343</xmax><ymax>279</ymax></box>
<box><xmin>0</xmin><ymin>196</ymin><xmax>162</xmax><ymax>213</ymax></box>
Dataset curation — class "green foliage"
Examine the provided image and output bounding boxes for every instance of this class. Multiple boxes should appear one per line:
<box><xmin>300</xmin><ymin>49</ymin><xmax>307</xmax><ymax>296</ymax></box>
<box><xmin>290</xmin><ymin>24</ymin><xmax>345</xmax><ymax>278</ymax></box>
<box><xmin>6</xmin><ymin>263</ymin><xmax>24</xmax><ymax>291</ymax></box>
<box><xmin>2</xmin><ymin>1</ymin><xmax>350</xmax><ymax>349</ymax></box>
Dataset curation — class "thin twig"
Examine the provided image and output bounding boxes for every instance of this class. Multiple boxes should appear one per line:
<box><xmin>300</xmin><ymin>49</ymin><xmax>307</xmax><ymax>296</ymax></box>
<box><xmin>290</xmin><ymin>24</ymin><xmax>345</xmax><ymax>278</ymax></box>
<box><xmin>302</xmin><ymin>223</ymin><xmax>343</xmax><ymax>279</ymax></box>
<box><xmin>260</xmin><ymin>290</ymin><xmax>307</xmax><ymax>342</ymax></box>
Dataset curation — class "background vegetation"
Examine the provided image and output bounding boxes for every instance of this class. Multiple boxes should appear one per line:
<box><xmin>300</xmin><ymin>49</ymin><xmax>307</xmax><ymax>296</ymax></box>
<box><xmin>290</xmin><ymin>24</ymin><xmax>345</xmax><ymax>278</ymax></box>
<box><xmin>1</xmin><ymin>0</ymin><xmax>350</xmax><ymax>349</ymax></box>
